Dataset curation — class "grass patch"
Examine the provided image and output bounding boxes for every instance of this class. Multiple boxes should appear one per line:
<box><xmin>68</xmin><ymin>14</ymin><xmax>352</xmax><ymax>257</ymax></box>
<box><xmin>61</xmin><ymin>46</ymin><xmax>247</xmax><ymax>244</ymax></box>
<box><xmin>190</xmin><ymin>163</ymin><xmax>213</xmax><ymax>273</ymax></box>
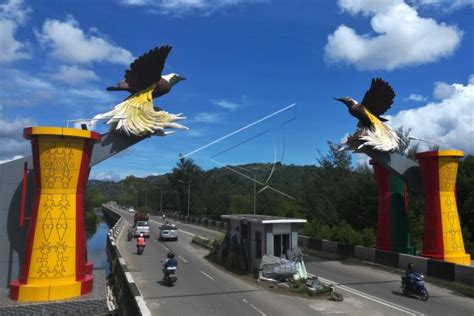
<box><xmin>290</xmin><ymin>279</ymin><xmax>308</xmax><ymax>294</ymax></box>
<box><xmin>192</xmin><ymin>235</ymin><xmax>213</xmax><ymax>249</ymax></box>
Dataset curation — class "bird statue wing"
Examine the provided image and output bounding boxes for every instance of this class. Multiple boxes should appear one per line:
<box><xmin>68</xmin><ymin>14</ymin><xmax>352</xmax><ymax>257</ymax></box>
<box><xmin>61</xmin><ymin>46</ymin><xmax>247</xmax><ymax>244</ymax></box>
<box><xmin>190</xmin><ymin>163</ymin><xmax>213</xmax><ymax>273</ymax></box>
<box><xmin>93</xmin><ymin>84</ymin><xmax>187</xmax><ymax>137</ymax></box>
<box><xmin>360</xmin><ymin>78</ymin><xmax>395</xmax><ymax>121</ymax></box>
<box><xmin>107</xmin><ymin>45</ymin><xmax>172</xmax><ymax>93</ymax></box>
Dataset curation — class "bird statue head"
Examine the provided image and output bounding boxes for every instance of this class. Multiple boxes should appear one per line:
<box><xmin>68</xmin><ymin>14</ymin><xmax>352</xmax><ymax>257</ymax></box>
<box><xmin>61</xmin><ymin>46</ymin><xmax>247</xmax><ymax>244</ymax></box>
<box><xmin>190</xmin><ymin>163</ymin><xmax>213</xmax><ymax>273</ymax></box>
<box><xmin>162</xmin><ymin>73</ymin><xmax>186</xmax><ymax>86</ymax></box>
<box><xmin>334</xmin><ymin>97</ymin><xmax>357</xmax><ymax>108</ymax></box>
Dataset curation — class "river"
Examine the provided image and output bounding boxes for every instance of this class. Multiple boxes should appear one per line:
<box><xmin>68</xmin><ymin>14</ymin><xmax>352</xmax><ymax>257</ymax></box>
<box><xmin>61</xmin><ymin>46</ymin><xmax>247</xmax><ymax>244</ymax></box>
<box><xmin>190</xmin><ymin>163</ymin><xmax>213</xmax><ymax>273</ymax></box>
<box><xmin>87</xmin><ymin>215</ymin><xmax>111</xmax><ymax>275</ymax></box>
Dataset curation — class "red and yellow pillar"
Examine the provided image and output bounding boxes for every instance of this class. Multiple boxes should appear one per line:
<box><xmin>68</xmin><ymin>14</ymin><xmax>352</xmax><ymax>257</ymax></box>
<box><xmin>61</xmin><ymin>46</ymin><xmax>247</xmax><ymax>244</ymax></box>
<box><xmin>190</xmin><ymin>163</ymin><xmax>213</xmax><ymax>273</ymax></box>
<box><xmin>370</xmin><ymin>160</ymin><xmax>413</xmax><ymax>254</ymax></box>
<box><xmin>416</xmin><ymin>150</ymin><xmax>470</xmax><ymax>266</ymax></box>
<box><xmin>10</xmin><ymin>127</ymin><xmax>101</xmax><ymax>301</ymax></box>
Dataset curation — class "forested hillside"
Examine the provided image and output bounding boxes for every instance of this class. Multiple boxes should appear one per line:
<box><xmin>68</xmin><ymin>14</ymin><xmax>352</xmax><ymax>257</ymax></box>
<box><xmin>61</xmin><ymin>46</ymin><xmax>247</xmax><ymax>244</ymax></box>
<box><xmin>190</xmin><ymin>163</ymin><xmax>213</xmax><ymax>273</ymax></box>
<box><xmin>87</xmin><ymin>147</ymin><xmax>474</xmax><ymax>254</ymax></box>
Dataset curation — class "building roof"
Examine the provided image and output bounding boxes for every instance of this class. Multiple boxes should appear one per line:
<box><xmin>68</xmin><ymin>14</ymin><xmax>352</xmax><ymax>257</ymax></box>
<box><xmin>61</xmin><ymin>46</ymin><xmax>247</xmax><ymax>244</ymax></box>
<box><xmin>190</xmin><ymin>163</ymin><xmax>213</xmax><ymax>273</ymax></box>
<box><xmin>221</xmin><ymin>214</ymin><xmax>307</xmax><ymax>224</ymax></box>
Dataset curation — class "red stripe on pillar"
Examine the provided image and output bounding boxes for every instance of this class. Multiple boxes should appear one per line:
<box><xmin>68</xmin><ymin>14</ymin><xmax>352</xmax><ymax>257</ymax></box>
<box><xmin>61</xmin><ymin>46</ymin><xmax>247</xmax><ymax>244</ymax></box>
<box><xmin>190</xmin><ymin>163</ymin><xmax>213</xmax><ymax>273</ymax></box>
<box><xmin>18</xmin><ymin>138</ymin><xmax>41</xmax><ymax>284</ymax></box>
<box><xmin>75</xmin><ymin>140</ymin><xmax>93</xmax><ymax>281</ymax></box>
<box><xmin>371</xmin><ymin>161</ymin><xmax>392</xmax><ymax>251</ymax></box>
<box><xmin>419</xmin><ymin>157</ymin><xmax>444</xmax><ymax>260</ymax></box>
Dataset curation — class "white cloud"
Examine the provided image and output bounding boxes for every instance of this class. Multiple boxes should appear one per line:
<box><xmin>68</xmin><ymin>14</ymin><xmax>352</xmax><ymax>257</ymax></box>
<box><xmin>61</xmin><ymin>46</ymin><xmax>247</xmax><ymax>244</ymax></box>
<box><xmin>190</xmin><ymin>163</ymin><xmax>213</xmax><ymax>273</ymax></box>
<box><xmin>119</xmin><ymin>0</ymin><xmax>267</xmax><ymax>15</ymax></box>
<box><xmin>0</xmin><ymin>116</ymin><xmax>35</xmax><ymax>161</ymax></box>
<box><xmin>211</xmin><ymin>98</ymin><xmax>238</xmax><ymax>111</ymax></box>
<box><xmin>51</xmin><ymin>65</ymin><xmax>99</xmax><ymax>84</ymax></box>
<box><xmin>194</xmin><ymin>112</ymin><xmax>221</xmax><ymax>123</ymax></box>
<box><xmin>412</xmin><ymin>0</ymin><xmax>474</xmax><ymax>11</ymax></box>
<box><xmin>0</xmin><ymin>69</ymin><xmax>118</xmax><ymax>109</ymax></box>
<box><xmin>387</xmin><ymin>75</ymin><xmax>474</xmax><ymax>154</ymax></box>
<box><xmin>404</xmin><ymin>93</ymin><xmax>427</xmax><ymax>102</ymax></box>
<box><xmin>0</xmin><ymin>0</ymin><xmax>31</xmax><ymax>64</ymax></box>
<box><xmin>433</xmin><ymin>81</ymin><xmax>456</xmax><ymax>100</ymax></box>
<box><xmin>0</xmin><ymin>0</ymin><xmax>31</xmax><ymax>24</ymax></box>
<box><xmin>325</xmin><ymin>0</ymin><xmax>463</xmax><ymax>70</ymax></box>
<box><xmin>90</xmin><ymin>170</ymin><xmax>122</xmax><ymax>182</ymax></box>
<box><xmin>36</xmin><ymin>16</ymin><xmax>133</xmax><ymax>65</ymax></box>
<box><xmin>0</xmin><ymin>69</ymin><xmax>55</xmax><ymax>107</ymax></box>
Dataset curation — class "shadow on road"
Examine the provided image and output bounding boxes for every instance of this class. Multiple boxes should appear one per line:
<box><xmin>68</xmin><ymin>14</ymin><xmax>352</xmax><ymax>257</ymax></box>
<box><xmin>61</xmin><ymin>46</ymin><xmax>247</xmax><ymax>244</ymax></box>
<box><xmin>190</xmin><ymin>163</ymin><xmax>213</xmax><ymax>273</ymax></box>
<box><xmin>145</xmin><ymin>289</ymin><xmax>260</xmax><ymax>300</ymax></box>
<box><xmin>341</xmin><ymin>280</ymin><xmax>399</xmax><ymax>286</ymax></box>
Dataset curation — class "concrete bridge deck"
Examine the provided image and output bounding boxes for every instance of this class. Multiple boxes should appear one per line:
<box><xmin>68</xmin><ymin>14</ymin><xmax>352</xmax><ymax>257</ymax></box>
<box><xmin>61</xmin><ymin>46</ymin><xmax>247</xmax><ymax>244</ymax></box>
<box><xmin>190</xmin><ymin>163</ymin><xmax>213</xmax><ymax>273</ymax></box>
<box><xmin>108</xmin><ymin>205</ymin><xmax>474</xmax><ymax>316</ymax></box>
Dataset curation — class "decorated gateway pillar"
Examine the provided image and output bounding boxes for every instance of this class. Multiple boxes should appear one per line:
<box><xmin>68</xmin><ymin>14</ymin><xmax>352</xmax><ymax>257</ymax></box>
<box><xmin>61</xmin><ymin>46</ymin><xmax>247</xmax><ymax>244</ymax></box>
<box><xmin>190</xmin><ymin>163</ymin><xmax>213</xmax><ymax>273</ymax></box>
<box><xmin>416</xmin><ymin>150</ymin><xmax>470</xmax><ymax>266</ymax></box>
<box><xmin>370</xmin><ymin>160</ymin><xmax>413</xmax><ymax>254</ymax></box>
<box><xmin>10</xmin><ymin>127</ymin><xmax>101</xmax><ymax>301</ymax></box>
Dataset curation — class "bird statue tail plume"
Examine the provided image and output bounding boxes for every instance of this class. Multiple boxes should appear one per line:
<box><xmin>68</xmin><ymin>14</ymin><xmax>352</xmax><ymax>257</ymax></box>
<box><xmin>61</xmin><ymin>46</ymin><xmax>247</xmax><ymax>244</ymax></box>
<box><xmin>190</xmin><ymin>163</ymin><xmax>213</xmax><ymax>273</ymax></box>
<box><xmin>93</xmin><ymin>84</ymin><xmax>187</xmax><ymax>137</ymax></box>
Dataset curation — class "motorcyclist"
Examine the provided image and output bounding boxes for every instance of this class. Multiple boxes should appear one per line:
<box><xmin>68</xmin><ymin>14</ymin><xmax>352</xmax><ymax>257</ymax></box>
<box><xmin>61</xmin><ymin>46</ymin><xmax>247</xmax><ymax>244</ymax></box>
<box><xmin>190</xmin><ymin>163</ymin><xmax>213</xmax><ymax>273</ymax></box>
<box><xmin>163</xmin><ymin>252</ymin><xmax>178</xmax><ymax>278</ymax></box>
<box><xmin>405</xmin><ymin>262</ymin><xmax>416</xmax><ymax>289</ymax></box>
<box><xmin>162</xmin><ymin>214</ymin><xmax>166</xmax><ymax>221</ymax></box>
<box><xmin>137</xmin><ymin>233</ymin><xmax>146</xmax><ymax>250</ymax></box>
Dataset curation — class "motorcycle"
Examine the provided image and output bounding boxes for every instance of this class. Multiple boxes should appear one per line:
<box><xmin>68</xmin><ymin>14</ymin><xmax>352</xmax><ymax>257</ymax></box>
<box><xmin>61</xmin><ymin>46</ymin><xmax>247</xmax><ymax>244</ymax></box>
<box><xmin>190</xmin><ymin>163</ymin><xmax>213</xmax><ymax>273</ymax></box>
<box><xmin>163</xmin><ymin>266</ymin><xmax>177</xmax><ymax>286</ymax></box>
<box><xmin>401</xmin><ymin>272</ymin><xmax>429</xmax><ymax>301</ymax></box>
<box><xmin>137</xmin><ymin>244</ymin><xmax>145</xmax><ymax>255</ymax></box>
<box><xmin>127</xmin><ymin>229</ymin><xmax>133</xmax><ymax>241</ymax></box>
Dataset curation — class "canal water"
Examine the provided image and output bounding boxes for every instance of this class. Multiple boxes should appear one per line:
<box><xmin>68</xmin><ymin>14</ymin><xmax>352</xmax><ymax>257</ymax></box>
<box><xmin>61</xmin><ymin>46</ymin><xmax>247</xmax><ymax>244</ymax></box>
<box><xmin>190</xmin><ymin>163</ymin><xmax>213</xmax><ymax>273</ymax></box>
<box><xmin>87</xmin><ymin>215</ymin><xmax>111</xmax><ymax>275</ymax></box>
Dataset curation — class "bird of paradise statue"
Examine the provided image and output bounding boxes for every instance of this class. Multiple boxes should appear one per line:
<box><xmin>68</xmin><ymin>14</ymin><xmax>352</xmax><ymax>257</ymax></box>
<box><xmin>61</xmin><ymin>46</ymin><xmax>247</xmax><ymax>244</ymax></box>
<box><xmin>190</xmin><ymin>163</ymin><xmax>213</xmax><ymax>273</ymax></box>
<box><xmin>334</xmin><ymin>78</ymin><xmax>403</xmax><ymax>152</ymax></box>
<box><xmin>94</xmin><ymin>45</ymin><xmax>188</xmax><ymax>136</ymax></box>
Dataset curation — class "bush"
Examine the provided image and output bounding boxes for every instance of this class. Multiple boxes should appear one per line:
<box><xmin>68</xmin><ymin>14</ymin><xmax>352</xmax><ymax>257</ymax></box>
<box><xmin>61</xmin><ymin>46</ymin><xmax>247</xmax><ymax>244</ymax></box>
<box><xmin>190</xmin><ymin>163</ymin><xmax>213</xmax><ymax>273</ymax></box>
<box><xmin>301</xmin><ymin>219</ymin><xmax>375</xmax><ymax>247</ymax></box>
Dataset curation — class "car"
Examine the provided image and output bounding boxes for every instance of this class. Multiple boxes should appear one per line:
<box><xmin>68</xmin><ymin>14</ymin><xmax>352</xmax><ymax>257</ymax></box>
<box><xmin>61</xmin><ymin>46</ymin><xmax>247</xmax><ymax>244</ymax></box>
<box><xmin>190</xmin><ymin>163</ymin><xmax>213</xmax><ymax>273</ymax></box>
<box><xmin>133</xmin><ymin>220</ymin><xmax>150</xmax><ymax>238</ymax></box>
<box><xmin>159</xmin><ymin>224</ymin><xmax>178</xmax><ymax>241</ymax></box>
<box><xmin>128</xmin><ymin>207</ymin><xmax>135</xmax><ymax>213</ymax></box>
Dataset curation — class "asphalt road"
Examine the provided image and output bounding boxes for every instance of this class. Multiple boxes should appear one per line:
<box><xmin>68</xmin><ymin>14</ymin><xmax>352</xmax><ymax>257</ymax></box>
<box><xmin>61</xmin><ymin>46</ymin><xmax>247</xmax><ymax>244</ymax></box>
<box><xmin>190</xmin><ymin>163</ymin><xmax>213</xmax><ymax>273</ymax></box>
<box><xmin>113</xmin><ymin>207</ymin><xmax>474</xmax><ymax>315</ymax></box>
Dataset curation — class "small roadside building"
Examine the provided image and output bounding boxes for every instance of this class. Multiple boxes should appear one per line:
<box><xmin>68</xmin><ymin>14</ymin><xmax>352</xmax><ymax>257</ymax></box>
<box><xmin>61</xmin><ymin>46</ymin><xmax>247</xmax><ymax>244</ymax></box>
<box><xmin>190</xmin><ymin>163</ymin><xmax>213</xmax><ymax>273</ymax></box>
<box><xmin>221</xmin><ymin>214</ymin><xmax>307</xmax><ymax>271</ymax></box>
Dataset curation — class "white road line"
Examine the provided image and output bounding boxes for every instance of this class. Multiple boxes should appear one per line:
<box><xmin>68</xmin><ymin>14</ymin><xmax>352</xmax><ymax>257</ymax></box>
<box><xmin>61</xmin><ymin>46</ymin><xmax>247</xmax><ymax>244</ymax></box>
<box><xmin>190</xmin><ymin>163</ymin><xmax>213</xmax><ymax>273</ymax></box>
<box><xmin>242</xmin><ymin>299</ymin><xmax>266</xmax><ymax>316</ymax></box>
<box><xmin>200</xmin><ymin>271</ymin><xmax>215</xmax><ymax>281</ymax></box>
<box><xmin>162</xmin><ymin>245</ymin><xmax>169</xmax><ymax>251</ymax></box>
<box><xmin>318</xmin><ymin>277</ymin><xmax>422</xmax><ymax>316</ymax></box>
<box><xmin>150</xmin><ymin>219</ymin><xmax>195</xmax><ymax>237</ymax></box>
<box><xmin>179</xmin><ymin>256</ymin><xmax>188</xmax><ymax>263</ymax></box>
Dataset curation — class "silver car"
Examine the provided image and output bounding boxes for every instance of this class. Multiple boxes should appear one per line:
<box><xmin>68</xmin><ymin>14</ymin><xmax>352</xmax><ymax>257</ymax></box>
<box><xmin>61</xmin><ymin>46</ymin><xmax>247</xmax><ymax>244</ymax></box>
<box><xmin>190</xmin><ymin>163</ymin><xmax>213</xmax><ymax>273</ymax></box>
<box><xmin>159</xmin><ymin>224</ymin><xmax>178</xmax><ymax>241</ymax></box>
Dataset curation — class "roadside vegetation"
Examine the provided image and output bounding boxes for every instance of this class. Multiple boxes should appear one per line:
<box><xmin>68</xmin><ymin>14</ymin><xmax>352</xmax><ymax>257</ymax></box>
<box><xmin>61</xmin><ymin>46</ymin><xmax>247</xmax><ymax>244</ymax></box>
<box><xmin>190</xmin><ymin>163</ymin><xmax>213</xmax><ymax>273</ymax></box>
<box><xmin>84</xmin><ymin>186</ymin><xmax>106</xmax><ymax>238</ymax></box>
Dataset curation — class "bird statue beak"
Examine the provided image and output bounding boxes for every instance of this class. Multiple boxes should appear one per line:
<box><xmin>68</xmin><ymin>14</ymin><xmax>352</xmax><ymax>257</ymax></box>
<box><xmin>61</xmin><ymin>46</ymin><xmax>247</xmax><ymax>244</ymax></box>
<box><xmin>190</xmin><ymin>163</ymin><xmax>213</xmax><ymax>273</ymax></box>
<box><xmin>333</xmin><ymin>97</ymin><xmax>344</xmax><ymax>102</ymax></box>
<box><xmin>179</xmin><ymin>76</ymin><xmax>187</xmax><ymax>81</ymax></box>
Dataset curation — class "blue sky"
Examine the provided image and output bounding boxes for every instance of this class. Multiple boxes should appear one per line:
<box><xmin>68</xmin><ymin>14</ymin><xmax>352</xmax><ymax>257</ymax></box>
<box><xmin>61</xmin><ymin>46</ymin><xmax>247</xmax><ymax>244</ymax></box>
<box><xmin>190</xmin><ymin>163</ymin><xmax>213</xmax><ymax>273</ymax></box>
<box><xmin>1</xmin><ymin>0</ymin><xmax>473</xmax><ymax>181</ymax></box>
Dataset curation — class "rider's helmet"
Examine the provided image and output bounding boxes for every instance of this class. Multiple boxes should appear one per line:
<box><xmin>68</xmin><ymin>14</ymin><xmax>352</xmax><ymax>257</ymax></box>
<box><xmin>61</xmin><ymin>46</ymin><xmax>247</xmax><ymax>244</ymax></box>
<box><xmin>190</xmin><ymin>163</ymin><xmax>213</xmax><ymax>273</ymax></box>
<box><xmin>407</xmin><ymin>262</ymin><xmax>414</xmax><ymax>272</ymax></box>
<box><xmin>167</xmin><ymin>252</ymin><xmax>175</xmax><ymax>259</ymax></box>
<box><xmin>140</xmin><ymin>233</ymin><xmax>144</xmax><ymax>237</ymax></box>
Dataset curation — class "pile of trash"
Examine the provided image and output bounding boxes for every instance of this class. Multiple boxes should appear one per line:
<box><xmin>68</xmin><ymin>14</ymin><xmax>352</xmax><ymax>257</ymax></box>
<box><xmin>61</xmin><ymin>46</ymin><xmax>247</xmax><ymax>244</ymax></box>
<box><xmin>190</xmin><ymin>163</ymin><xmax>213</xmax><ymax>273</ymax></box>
<box><xmin>258</xmin><ymin>247</ymin><xmax>343</xmax><ymax>301</ymax></box>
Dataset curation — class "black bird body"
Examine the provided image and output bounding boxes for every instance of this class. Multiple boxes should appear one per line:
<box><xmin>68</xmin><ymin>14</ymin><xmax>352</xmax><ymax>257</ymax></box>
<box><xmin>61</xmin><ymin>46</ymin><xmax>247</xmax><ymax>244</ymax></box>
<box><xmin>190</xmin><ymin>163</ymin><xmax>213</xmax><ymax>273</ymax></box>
<box><xmin>336</xmin><ymin>78</ymin><xmax>395</xmax><ymax>128</ymax></box>
<box><xmin>107</xmin><ymin>45</ymin><xmax>185</xmax><ymax>99</ymax></box>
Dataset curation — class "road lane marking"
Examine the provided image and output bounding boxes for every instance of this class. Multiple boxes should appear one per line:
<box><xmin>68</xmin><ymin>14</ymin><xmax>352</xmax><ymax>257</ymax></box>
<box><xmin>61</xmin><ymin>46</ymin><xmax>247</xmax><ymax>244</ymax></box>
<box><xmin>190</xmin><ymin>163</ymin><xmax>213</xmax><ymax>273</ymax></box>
<box><xmin>200</xmin><ymin>271</ymin><xmax>215</xmax><ymax>281</ymax></box>
<box><xmin>242</xmin><ymin>299</ymin><xmax>266</xmax><ymax>316</ymax></box>
<box><xmin>162</xmin><ymin>245</ymin><xmax>169</xmax><ymax>251</ymax></box>
<box><xmin>179</xmin><ymin>256</ymin><xmax>188</xmax><ymax>263</ymax></box>
<box><xmin>150</xmin><ymin>219</ymin><xmax>194</xmax><ymax>236</ymax></box>
<box><xmin>125</xmin><ymin>272</ymin><xmax>134</xmax><ymax>284</ymax></box>
<box><xmin>318</xmin><ymin>277</ymin><xmax>422</xmax><ymax>316</ymax></box>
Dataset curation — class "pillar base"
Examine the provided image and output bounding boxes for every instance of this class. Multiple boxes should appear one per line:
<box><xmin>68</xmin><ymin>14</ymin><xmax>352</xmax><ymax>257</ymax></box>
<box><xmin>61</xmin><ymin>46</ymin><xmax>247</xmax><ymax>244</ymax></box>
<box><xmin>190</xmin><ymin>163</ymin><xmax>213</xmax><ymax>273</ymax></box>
<box><xmin>85</xmin><ymin>261</ymin><xmax>94</xmax><ymax>274</ymax></box>
<box><xmin>9</xmin><ymin>274</ymin><xmax>93</xmax><ymax>302</ymax></box>
<box><xmin>422</xmin><ymin>252</ymin><xmax>471</xmax><ymax>266</ymax></box>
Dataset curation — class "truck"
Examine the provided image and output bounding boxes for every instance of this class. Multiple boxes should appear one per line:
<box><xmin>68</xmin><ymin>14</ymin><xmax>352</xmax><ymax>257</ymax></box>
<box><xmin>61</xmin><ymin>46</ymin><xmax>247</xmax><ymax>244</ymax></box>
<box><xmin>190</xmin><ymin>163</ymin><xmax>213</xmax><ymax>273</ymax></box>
<box><xmin>133</xmin><ymin>211</ymin><xmax>150</xmax><ymax>238</ymax></box>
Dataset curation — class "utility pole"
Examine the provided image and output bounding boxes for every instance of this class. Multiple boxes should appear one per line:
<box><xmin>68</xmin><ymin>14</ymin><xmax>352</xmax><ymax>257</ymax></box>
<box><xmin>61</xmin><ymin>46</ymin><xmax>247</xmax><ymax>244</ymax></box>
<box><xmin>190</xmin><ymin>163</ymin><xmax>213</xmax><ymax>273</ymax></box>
<box><xmin>253</xmin><ymin>173</ymin><xmax>256</xmax><ymax>215</ymax></box>
<box><xmin>160</xmin><ymin>187</ymin><xmax>163</xmax><ymax>213</ymax></box>
<box><xmin>187</xmin><ymin>182</ymin><xmax>191</xmax><ymax>217</ymax></box>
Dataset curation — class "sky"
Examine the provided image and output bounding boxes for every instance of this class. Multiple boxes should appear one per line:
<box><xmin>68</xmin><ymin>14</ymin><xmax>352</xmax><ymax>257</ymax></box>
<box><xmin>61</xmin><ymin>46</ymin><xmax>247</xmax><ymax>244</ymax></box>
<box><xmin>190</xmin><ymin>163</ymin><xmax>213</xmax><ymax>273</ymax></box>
<box><xmin>0</xmin><ymin>0</ymin><xmax>473</xmax><ymax>181</ymax></box>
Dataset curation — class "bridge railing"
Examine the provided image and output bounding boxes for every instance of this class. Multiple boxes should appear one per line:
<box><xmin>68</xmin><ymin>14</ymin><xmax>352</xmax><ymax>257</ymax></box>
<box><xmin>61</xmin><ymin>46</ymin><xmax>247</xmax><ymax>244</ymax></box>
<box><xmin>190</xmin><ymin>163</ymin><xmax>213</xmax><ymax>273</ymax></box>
<box><xmin>298</xmin><ymin>235</ymin><xmax>474</xmax><ymax>288</ymax></box>
<box><xmin>103</xmin><ymin>203</ymin><xmax>152</xmax><ymax>316</ymax></box>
